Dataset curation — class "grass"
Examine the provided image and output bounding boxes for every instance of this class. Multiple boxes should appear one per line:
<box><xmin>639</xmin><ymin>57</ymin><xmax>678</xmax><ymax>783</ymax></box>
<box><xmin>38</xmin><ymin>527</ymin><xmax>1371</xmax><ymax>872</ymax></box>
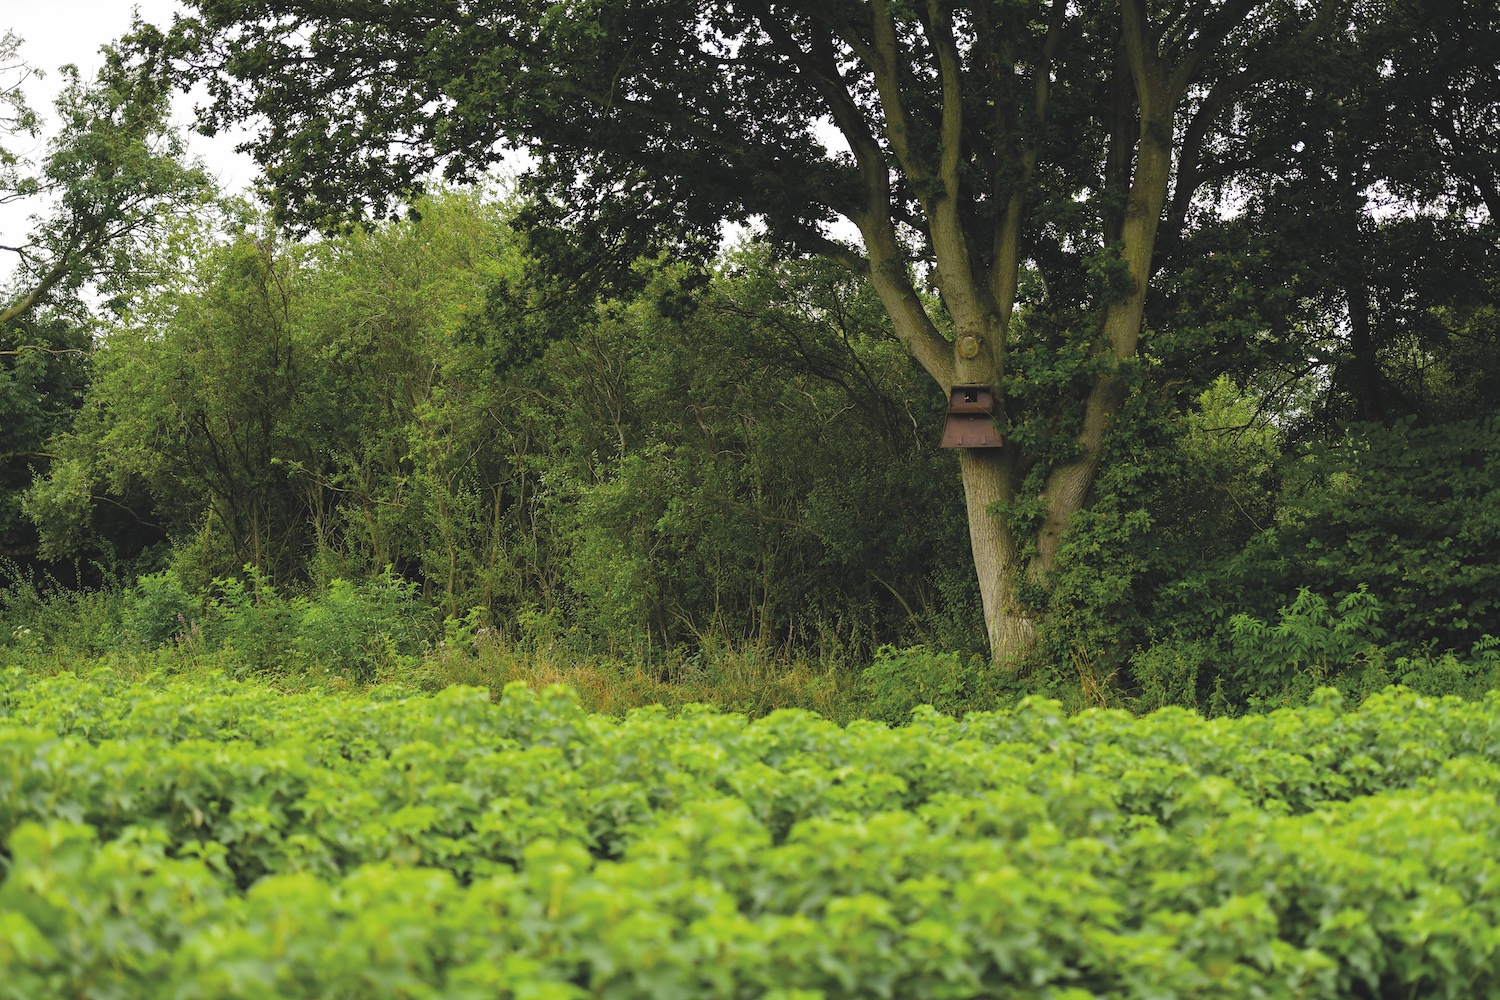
<box><xmin>397</xmin><ymin>629</ymin><xmax>865</xmax><ymax>720</ymax></box>
<box><xmin>0</xmin><ymin>626</ymin><xmax>868</xmax><ymax>721</ymax></box>
<box><xmin>0</xmin><ymin>571</ymin><xmax>873</xmax><ymax>720</ymax></box>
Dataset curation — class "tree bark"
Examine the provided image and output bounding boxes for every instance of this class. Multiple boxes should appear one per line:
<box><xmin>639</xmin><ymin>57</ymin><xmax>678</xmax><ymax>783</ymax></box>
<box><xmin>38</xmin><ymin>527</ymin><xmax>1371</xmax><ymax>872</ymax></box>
<box><xmin>958</xmin><ymin>446</ymin><xmax>1034</xmax><ymax>663</ymax></box>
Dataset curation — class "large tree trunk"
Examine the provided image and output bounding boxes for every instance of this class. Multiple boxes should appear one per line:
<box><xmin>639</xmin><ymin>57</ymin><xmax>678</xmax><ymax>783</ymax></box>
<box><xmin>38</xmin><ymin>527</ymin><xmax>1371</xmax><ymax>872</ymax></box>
<box><xmin>958</xmin><ymin>447</ymin><xmax>1035</xmax><ymax>662</ymax></box>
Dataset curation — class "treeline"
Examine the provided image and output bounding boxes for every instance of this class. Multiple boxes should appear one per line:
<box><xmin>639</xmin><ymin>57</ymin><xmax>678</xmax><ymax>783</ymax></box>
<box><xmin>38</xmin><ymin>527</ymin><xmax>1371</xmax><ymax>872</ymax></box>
<box><xmin>3</xmin><ymin>187</ymin><xmax>1497</xmax><ymax>713</ymax></box>
<box><xmin>11</xmin><ymin>194</ymin><xmax>977</xmax><ymax>660</ymax></box>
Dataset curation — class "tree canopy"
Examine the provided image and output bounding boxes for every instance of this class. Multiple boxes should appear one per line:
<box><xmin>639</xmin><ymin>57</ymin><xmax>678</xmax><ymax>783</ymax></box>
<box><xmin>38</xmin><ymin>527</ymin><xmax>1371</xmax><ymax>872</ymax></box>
<box><xmin>1</xmin><ymin>41</ymin><xmax>210</xmax><ymax>327</ymax></box>
<box><xmin>142</xmin><ymin>0</ymin><xmax>1500</xmax><ymax>662</ymax></box>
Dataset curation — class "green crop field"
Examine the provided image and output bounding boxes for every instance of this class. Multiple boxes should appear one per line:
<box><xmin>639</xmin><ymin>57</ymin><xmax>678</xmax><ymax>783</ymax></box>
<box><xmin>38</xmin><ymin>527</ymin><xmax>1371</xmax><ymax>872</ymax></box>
<box><xmin>4</xmin><ymin>669</ymin><xmax>1500</xmax><ymax>998</ymax></box>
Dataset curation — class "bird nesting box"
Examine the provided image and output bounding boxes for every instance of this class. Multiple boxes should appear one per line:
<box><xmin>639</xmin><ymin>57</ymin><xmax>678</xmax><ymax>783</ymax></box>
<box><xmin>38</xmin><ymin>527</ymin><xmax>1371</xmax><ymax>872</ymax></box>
<box><xmin>940</xmin><ymin>385</ymin><xmax>1003</xmax><ymax>449</ymax></box>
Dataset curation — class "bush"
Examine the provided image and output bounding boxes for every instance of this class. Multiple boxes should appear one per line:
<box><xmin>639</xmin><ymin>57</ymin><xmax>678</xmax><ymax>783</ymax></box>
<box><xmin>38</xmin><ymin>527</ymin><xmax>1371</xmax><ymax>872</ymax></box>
<box><xmin>856</xmin><ymin>644</ymin><xmax>1003</xmax><ymax>723</ymax></box>
<box><xmin>1131</xmin><ymin>585</ymin><xmax>1500</xmax><ymax>713</ymax></box>
<box><xmin>1129</xmin><ymin>636</ymin><xmax>1215</xmax><ymax>713</ymax></box>
<box><xmin>294</xmin><ymin>573</ymin><xmax>422</xmax><ymax>680</ymax></box>
<box><xmin>199</xmin><ymin>567</ymin><xmax>298</xmax><ymax>673</ymax></box>
<box><xmin>1227</xmin><ymin>585</ymin><xmax>1385</xmax><ymax>707</ymax></box>
<box><xmin>198</xmin><ymin>567</ymin><xmax>426</xmax><ymax>677</ymax></box>
<box><xmin>1220</xmin><ymin>417</ymin><xmax>1500</xmax><ymax>657</ymax></box>
<box><xmin>0</xmin><ymin>568</ymin><xmax>123</xmax><ymax>658</ymax></box>
<box><xmin>120</xmin><ymin>572</ymin><xmax>196</xmax><ymax>648</ymax></box>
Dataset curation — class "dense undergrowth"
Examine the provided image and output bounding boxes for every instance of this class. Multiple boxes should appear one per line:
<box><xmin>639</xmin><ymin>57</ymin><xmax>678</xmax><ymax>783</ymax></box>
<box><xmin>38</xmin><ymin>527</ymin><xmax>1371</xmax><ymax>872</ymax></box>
<box><xmin>6</xmin><ymin>560</ymin><xmax>1497</xmax><ymax>723</ymax></box>
<box><xmin>6</xmin><ymin>670</ymin><xmax>1500</xmax><ymax>997</ymax></box>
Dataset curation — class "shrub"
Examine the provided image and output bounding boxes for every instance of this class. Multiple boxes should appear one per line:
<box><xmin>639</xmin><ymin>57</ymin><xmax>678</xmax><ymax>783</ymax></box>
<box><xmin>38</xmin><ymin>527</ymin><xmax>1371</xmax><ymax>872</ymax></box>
<box><xmin>1227</xmin><ymin>585</ymin><xmax>1385</xmax><ymax>707</ymax></box>
<box><xmin>120</xmin><ymin>572</ymin><xmax>196</xmax><ymax>648</ymax></box>
<box><xmin>294</xmin><ymin>573</ymin><xmax>422</xmax><ymax>680</ymax></box>
<box><xmin>199</xmin><ymin>567</ymin><xmax>424</xmax><ymax>678</ymax></box>
<box><xmin>856</xmin><ymin>644</ymin><xmax>1001</xmax><ymax>723</ymax></box>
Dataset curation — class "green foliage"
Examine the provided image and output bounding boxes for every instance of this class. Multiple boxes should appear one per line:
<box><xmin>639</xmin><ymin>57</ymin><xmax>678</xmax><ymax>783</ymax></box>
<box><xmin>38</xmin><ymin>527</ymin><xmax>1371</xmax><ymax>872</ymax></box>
<box><xmin>0</xmin><ymin>33</ymin><xmax>41</xmax><ymax>193</ymax></box>
<box><xmin>11</xmin><ymin>186</ymin><xmax>1496</xmax><ymax>704</ymax></box>
<box><xmin>0</xmin><ymin>567</ymin><xmax>868</xmax><ymax>721</ymax></box>
<box><xmin>197</xmin><ymin>569</ymin><xmax>298</xmax><ymax>671</ymax></box>
<box><xmin>293</xmin><ymin>573</ymin><xmax>423</xmax><ymax>680</ymax></box>
<box><xmin>1118</xmin><ymin>415</ymin><xmax>1500</xmax><ymax>712</ymax></box>
<box><xmin>548</xmin><ymin>252</ymin><xmax>977</xmax><ymax>655</ymax></box>
<box><xmin>198</xmin><ymin>567</ymin><xmax>424</xmax><ymax>679</ymax></box>
<box><xmin>25</xmin><ymin>192</ymin><xmax>516</xmax><ymax>592</ymax></box>
<box><xmin>120</xmin><ymin>572</ymin><xmax>194</xmax><ymax>648</ymax></box>
<box><xmin>0</xmin><ymin>38</ymin><xmax>209</xmax><ymax>575</ymax></box>
<box><xmin>0</xmin><ymin>569</ymin><xmax>121</xmax><ymax>659</ymax></box>
<box><xmin>10</xmin><ymin>674</ymin><xmax>1500</xmax><ymax>994</ymax></box>
<box><xmin>1129</xmin><ymin>637</ymin><xmax>1218</xmax><ymax>715</ymax></box>
<box><xmin>856</xmin><ymin>645</ymin><xmax>1007</xmax><ymax>725</ymax></box>
<box><xmin>1030</xmin><ymin>373</ymin><xmax>1500</xmax><ymax>710</ymax></box>
<box><xmin>1228</xmin><ymin>587</ymin><xmax>1385</xmax><ymax>693</ymax></box>
<box><xmin>1030</xmin><ymin>376</ymin><xmax>1279</xmax><ymax>668</ymax></box>
<box><xmin>1385</xmin><ymin>644</ymin><xmax>1500</xmax><ymax>702</ymax></box>
<box><xmin>4</xmin><ymin>564</ymin><xmax>427</xmax><ymax>683</ymax></box>
<box><xmin>27</xmin><ymin>203</ymin><xmax>978</xmax><ymax>662</ymax></box>
<box><xmin>0</xmin><ymin>313</ymin><xmax>92</xmax><ymax>567</ymax></box>
<box><xmin>1131</xmin><ymin>598</ymin><xmax>1500</xmax><ymax>717</ymax></box>
<box><xmin>1263</xmin><ymin>417</ymin><xmax>1500</xmax><ymax>655</ymax></box>
<box><xmin>1</xmin><ymin>39</ymin><xmax>212</xmax><ymax>328</ymax></box>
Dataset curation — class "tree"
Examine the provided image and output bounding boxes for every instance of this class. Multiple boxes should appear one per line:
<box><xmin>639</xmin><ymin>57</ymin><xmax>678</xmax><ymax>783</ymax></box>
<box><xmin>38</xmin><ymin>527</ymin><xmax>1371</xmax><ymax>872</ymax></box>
<box><xmin>2</xmin><ymin>42</ymin><xmax>211</xmax><ymax>326</ymax></box>
<box><xmin>0</xmin><ymin>30</ymin><xmax>42</xmax><ymax>210</ymax></box>
<box><xmin>0</xmin><ymin>35</ymin><xmax>212</xmax><ymax>566</ymax></box>
<box><xmin>1160</xmin><ymin>0</ymin><xmax>1500</xmax><ymax>427</ymax></box>
<box><xmin>154</xmin><ymin>0</ymin><xmax>1426</xmax><ymax>662</ymax></box>
<box><xmin>29</xmin><ymin>193</ymin><xmax>544</xmax><ymax>597</ymax></box>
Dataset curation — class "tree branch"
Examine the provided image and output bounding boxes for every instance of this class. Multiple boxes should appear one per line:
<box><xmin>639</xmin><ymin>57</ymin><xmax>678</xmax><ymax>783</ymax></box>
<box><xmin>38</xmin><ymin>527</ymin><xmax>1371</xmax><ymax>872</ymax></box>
<box><xmin>754</xmin><ymin>10</ymin><xmax>954</xmax><ymax>387</ymax></box>
<box><xmin>920</xmin><ymin>0</ymin><xmax>987</xmax><ymax>332</ymax></box>
<box><xmin>991</xmin><ymin>0</ymin><xmax>1068</xmax><ymax>337</ymax></box>
<box><xmin>1167</xmin><ymin>0</ymin><xmax>1262</xmax><ymax>101</ymax></box>
<box><xmin>866</xmin><ymin>0</ymin><xmax>930</xmax><ymax>184</ymax></box>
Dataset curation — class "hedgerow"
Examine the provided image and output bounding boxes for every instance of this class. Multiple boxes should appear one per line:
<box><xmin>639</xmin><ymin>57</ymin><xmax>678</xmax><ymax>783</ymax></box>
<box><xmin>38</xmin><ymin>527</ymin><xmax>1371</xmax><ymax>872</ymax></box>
<box><xmin>4</xmin><ymin>670</ymin><xmax>1500</xmax><ymax>997</ymax></box>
